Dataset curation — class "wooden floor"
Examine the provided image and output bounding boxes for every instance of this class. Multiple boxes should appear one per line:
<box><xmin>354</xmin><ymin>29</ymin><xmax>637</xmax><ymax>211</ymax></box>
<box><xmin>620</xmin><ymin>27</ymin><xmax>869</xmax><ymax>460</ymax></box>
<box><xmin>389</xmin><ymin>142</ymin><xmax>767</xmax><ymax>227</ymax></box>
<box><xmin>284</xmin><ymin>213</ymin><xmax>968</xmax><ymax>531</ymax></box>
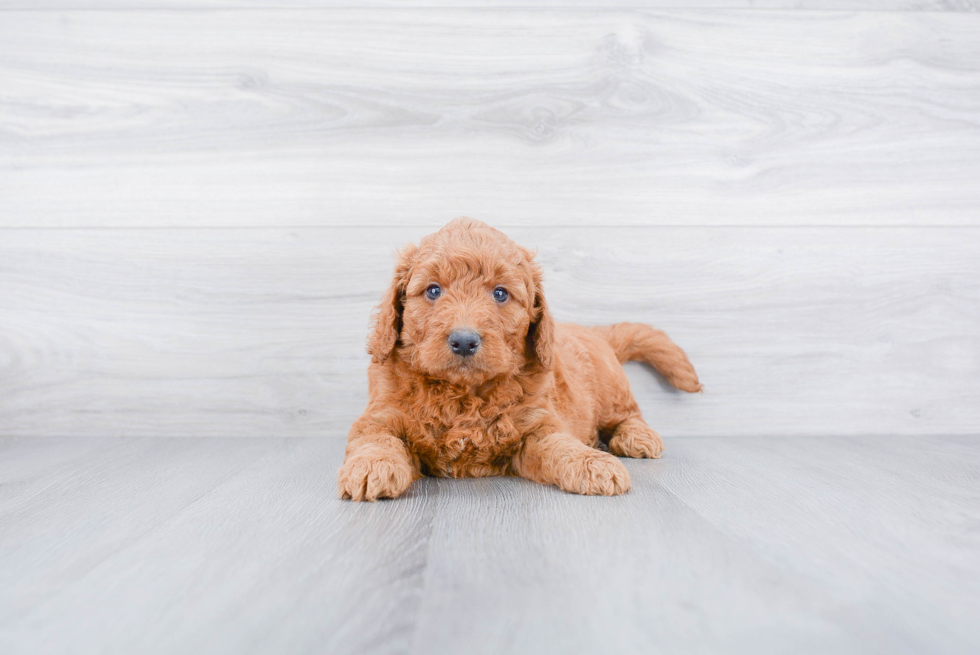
<box><xmin>1</xmin><ymin>436</ymin><xmax>977</xmax><ymax>654</ymax></box>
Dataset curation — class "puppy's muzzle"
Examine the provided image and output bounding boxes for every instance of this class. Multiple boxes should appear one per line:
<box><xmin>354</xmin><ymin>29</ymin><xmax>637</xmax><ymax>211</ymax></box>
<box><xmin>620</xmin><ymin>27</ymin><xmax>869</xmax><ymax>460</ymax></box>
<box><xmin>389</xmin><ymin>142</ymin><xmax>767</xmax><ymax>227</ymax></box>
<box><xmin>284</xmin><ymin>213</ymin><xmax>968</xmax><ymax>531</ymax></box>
<box><xmin>448</xmin><ymin>330</ymin><xmax>481</xmax><ymax>357</ymax></box>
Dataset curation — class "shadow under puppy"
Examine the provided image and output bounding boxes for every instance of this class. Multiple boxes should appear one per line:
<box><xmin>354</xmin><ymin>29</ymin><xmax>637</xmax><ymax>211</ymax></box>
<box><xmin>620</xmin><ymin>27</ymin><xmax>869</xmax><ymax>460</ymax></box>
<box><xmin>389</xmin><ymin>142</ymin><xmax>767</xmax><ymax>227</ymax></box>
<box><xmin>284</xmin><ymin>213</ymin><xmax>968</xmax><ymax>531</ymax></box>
<box><xmin>339</xmin><ymin>218</ymin><xmax>701</xmax><ymax>500</ymax></box>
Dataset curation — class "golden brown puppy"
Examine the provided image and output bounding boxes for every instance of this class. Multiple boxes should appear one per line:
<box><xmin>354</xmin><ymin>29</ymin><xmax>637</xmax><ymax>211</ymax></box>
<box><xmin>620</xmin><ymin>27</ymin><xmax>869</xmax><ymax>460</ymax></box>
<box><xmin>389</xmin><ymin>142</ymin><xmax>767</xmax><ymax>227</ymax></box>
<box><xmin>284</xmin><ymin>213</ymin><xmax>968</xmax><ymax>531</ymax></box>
<box><xmin>339</xmin><ymin>218</ymin><xmax>701</xmax><ymax>500</ymax></box>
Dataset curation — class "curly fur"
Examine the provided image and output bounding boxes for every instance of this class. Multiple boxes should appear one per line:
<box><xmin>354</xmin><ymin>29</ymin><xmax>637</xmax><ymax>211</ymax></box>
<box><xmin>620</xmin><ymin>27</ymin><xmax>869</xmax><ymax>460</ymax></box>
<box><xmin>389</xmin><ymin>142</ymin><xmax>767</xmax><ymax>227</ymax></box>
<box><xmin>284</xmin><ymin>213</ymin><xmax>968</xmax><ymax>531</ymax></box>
<box><xmin>339</xmin><ymin>218</ymin><xmax>701</xmax><ymax>500</ymax></box>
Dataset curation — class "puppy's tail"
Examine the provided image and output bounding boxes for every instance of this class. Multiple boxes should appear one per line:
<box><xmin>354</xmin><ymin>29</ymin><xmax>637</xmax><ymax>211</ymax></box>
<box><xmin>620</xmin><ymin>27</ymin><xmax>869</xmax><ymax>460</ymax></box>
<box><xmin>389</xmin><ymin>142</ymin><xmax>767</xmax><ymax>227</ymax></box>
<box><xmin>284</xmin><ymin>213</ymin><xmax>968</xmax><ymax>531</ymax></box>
<box><xmin>592</xmin><ymin>322</ymin><xmax>702</xmax><ymax>393</ymax></box>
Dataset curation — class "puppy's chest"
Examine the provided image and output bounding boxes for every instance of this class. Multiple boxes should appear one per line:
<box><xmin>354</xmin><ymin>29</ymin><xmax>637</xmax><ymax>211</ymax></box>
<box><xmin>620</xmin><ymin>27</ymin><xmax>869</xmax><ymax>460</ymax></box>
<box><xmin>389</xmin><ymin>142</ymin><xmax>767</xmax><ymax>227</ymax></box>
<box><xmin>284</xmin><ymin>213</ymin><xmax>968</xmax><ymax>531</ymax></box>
<box><xmin>404</xmin><ymin>398</ymin><xmax>525</xmax><ymax>478</ymax></box>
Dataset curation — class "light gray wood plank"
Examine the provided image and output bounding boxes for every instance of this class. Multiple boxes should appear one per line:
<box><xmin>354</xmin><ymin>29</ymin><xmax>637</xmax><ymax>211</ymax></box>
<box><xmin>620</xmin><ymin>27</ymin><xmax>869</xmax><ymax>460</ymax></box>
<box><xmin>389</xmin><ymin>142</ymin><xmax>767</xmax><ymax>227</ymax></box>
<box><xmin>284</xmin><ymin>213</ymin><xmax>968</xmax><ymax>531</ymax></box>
<box><xmin>0</xmin><ymin>438</ymin><xmax>436</xmax><ymax>655</ymax></box>
<box><xmin>0</xmin><ymin>436</ymin><xmax>114</xmax><ymax>503</ymax></box>
<box><xmin>1</xmin><ymin>2</ymin><xmax>977</xmax><ymax>10</ymax></box>
<box><xmin>0</xmin><ymin>438</ymin><xmax>283</xmax><ymax>617</ymax></box>
<box><xmin>1</xmin><ymin>10</ymin><xmax>979</xmax><ymax>227</ymax></box>
<box><xmin>0</xmin><ymin>226</ymin><xmax>977</xmax><ymax>438</ymax></box>
<box><xmin>657</xmin><ymin>435</ymin><xmax>980</xmax><ymax>651</ymax></box>
<box><xmin>0</xmin><ymin>436</ymin><xmax>977</xmax><ymax>654</ymax></box>
<box><xmin>412</xmin><ymin>435</ymin><xmax>980</xmax><ymax>654</ymax></box>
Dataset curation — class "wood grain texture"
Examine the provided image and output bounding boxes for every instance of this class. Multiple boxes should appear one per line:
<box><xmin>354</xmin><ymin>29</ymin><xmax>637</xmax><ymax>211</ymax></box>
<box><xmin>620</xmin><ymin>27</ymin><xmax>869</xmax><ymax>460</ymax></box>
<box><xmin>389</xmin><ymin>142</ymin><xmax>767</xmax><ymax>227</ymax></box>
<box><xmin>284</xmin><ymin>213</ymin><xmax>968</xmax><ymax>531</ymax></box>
<box><xmin>414</xmin><ymin>435</ymin><xmax>980</xmax><ymax>654</ymax></box>
<box><xmin>1</xmin><ymin>226</ymin><xmax>977</xmax><ymax>439</ymax></box>
<box><xmin>2</xmin><ymin>10</ymin><xmax>979</xmax><ymax>227</ymax></box>
<box><xmin>0</xmin><ymin>437</ymin><xmax>437</xmax><ymax>655</ymax></box>
<box><xmin>1</xmin><ymin>436</ymin><xmax>977</xmax><ymax>654</ymax></box>
<box><xmin>2</xmin><ymin>2</ymin><xmax>978</xmax><ymax>10</ymax></box>
<box><xmin>2</xmin><ymin>6</ymin><xmax>977</xmax><ymax>653</ymax></box>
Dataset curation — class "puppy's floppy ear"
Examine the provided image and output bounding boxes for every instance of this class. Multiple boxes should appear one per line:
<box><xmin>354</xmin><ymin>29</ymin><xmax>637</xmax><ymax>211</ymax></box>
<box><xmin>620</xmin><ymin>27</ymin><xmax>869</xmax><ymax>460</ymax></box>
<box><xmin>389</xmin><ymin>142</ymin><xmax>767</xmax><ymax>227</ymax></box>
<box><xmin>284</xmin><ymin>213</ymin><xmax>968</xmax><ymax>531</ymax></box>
<box><xmin>367</xmin><ymin>243</ymin><xmax>418</xmax><ymax>364</ymax></box>
<box><xmin>524</xmin><ymin>252</ymin><xmax>556</xmax><ymax>370</ymax></box>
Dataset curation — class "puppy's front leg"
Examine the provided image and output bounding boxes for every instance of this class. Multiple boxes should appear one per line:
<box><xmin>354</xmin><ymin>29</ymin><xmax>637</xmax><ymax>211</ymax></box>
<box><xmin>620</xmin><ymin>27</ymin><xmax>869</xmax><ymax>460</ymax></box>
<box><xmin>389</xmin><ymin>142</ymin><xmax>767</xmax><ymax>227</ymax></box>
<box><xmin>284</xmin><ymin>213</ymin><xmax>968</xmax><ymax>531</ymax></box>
<box><xmin>338</xmin><ymin>410</ymin><xmax>419</xmax><ymax>501</ymax></box>
<box><xmin>514</xmin><ymin>432</ymin><xmax>631</xmax><ymax>496</ymax></box>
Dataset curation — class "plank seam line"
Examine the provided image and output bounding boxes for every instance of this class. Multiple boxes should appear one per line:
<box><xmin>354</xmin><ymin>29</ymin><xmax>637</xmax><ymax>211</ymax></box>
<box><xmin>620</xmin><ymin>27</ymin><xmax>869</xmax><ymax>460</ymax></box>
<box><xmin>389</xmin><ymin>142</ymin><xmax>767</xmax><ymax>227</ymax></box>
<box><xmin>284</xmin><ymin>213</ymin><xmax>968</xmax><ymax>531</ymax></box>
<box><xmin>0</xmin><ymin>7</ymin><xmax>978</xmax><ymax>14</ymax></box>
<box><xmin>403</xmin><ymin>479</ymin><xmax>441</xmax><ymax>655</ymax></box>
<box><xmin>2</xmin><ymin>225</ymin><xmax>980</xmax><ymax>231</ymax></box>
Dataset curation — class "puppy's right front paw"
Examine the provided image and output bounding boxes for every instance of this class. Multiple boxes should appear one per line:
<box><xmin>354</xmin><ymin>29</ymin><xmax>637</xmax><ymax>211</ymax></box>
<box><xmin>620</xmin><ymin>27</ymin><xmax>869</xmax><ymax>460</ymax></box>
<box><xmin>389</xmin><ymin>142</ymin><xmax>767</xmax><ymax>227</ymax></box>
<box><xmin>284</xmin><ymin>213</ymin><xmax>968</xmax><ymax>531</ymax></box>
<box><xmin>338</xmin><ymin>451</ymin><xmax>414</xmax><ymax>502</ymax></box>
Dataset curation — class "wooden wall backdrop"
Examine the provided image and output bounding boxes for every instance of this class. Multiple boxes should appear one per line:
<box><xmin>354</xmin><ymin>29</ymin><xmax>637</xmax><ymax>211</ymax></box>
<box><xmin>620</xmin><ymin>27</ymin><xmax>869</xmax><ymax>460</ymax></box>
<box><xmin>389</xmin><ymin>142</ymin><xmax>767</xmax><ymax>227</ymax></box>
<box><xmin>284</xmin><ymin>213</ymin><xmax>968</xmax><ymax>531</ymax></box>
<box><xmin>2</xmin><ymin>1</ymin><xmax>979</xmax><ymax>9</ymax></box>
<box><xmin>1</xmin><ymin>3</ymin><xmax>978</xmax><ymax>439</ymax></box>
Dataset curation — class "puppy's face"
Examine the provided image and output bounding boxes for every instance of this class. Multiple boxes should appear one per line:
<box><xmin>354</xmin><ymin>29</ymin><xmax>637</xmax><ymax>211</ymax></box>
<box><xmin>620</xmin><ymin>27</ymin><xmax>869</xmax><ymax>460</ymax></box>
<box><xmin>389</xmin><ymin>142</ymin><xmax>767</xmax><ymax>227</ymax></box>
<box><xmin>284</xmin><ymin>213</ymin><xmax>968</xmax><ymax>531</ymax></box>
<box><xmin>368</xmin><ymin>218</ymin><xmax>554</xmax><ymax>385</ymax></box>
<box><xmin>401</xmin><ymin>242</ymin><xmax>531</xmax><ymax>385</ymax></box>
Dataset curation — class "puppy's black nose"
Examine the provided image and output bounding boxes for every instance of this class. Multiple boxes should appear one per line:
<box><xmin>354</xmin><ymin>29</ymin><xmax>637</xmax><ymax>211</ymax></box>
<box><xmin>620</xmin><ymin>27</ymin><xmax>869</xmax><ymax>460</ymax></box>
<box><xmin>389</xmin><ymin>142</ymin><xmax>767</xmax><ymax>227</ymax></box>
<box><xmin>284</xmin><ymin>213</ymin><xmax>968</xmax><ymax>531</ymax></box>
<box><xmin>448</xmin><ymin>330</ymin><xmax>481</xmax><ymax>357</ymax></box>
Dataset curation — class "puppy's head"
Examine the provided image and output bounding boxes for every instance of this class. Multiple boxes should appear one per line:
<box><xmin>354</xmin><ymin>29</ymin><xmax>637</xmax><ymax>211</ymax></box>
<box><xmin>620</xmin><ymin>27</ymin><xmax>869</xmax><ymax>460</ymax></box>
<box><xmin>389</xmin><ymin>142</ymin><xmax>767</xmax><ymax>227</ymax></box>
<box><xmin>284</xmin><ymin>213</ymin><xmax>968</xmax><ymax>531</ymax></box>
<box><xmin>367</xmin><ymin>218</ymin><xmax>555</xmax><ymax>385</ymax></box>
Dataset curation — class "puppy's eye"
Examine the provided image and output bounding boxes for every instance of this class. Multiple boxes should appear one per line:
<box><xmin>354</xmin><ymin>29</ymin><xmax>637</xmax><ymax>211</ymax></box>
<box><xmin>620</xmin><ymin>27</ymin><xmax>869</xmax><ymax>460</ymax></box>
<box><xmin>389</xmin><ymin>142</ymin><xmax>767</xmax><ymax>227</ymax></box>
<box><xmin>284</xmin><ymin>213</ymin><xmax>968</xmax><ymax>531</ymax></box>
<box><xmin>425</xmin><ymin>284</ymin><xmax>442</xmax><ymax>300</ymax></box>
<box><xmin>492</xmin><ymin>287</ymin><xmax>509</xmax><ymax>303</ymax></box>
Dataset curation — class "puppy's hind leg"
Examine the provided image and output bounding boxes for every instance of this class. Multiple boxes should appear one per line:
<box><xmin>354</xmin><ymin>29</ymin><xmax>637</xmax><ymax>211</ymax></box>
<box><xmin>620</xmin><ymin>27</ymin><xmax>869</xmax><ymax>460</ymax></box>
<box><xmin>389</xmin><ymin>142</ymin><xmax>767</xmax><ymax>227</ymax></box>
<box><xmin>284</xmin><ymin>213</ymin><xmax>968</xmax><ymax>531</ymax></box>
<box><xmin>607</xmin><ymin>416</ymin><xmax>664</xmax><ymax>459</ymax></box>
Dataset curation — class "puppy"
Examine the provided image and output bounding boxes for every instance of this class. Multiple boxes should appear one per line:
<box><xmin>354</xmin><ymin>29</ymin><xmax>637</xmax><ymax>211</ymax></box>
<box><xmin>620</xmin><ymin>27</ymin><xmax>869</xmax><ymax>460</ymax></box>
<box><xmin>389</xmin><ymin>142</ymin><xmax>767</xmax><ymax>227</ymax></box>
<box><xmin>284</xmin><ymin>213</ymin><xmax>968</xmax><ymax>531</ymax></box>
<box><xmin>339</xmin><ymin>218</ymin><xmax>701</xmax><ymax>500</ymax></box>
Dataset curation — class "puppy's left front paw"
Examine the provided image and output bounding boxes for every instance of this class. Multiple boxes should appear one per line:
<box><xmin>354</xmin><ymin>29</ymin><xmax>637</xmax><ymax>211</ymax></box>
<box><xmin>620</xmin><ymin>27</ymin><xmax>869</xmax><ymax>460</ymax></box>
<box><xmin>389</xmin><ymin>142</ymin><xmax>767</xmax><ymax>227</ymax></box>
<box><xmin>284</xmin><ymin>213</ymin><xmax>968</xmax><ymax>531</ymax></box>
<box><xmin>557</xmin><ymin>451</ymin><xmax>631</xmax><ymax>496</ymax></box>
